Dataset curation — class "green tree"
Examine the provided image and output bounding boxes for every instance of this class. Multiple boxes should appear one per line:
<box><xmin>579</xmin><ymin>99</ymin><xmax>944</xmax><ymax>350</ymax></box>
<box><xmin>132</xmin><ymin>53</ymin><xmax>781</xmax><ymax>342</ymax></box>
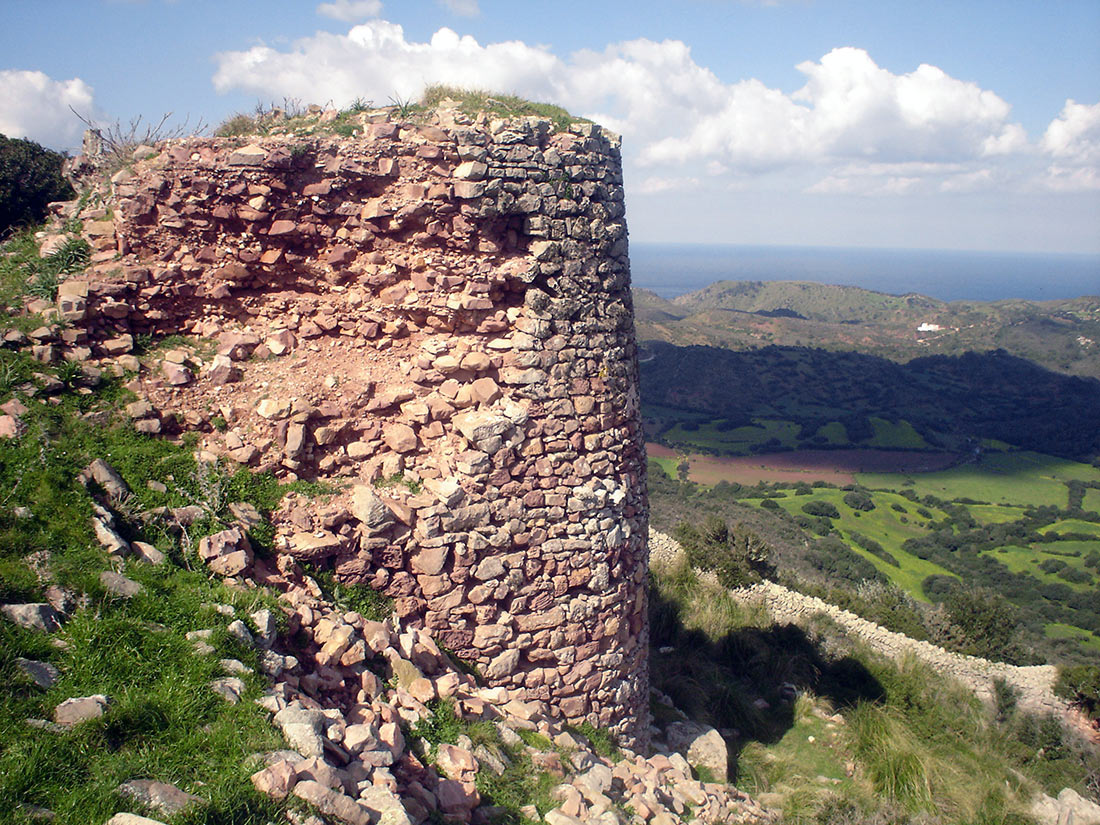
<box><xmin>0</xmin><ymin>134</ymin><xmax>74</xmax><ymax>234</ymax></box>
<box><xmin>673</xmin><ymin>515</ymin><xmax>775</xmax><ymax>588</ymax></box>
<box><xmin>844</xmin><ymin>490</ymin><xmax>875</xmax><ymax>511</ymax></box>
<box><xmin>944</xmin><ymin>585</ymin><xmax>1023</xmax><ymax>663</ymax></box>
<box><xmin>1055</xmin><ymin>665</ymin><xmax>1100</xmax><ymax>722</ymax></box>
<box><xmin>802</xmin><ymin>500</ymin><xmax>840</xmax><ymax>519</ymax></box>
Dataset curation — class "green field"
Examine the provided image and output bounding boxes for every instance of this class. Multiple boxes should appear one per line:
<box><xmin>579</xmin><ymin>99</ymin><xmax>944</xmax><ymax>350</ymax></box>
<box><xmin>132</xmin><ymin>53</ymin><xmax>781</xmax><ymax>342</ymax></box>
<box><xmin>768</xmin><ymin>488</ymin><xmax>955</xmax><ymax>600</ymax></box>
<box><xmin>1084</xmin><ymin>487</ymin><xmax>1100</xmax><ymax>513</ymax></box>
<box><xmin>981</xmin><ymin>543</ymin><xmax>1098</xmax><ymax>592</ymax></box>
<box><xmin>650</xmin><ymin>441</ymin><xmax>1100</xmax><ymax>660</ymax></box>
<box><xmin>858</xmin><ymin>451</ymin><xmax>1100</xmax><ymax>508</ymax></box>
<box><xmin>814</xmin><ymin>421</ymin><xmax>848</xmax><ymax>445</ymax></box>
<box><xmin>967</xmin><ymin>504</ymin><xmax>1029</xmax><ymax>524</ymax></box>
<box><xmin>664</xmin><ymin>417</ymin><xmax>799</xmax><ymax>453</ymax></box>
<box><xmin>648</xmin><ymin>454</ymin><xmax>681</xmax><ymax>479</ymax></box>
<box><xmin>1041</xmin><ymin>519</ymin><xmax>1100</xmax><ymax>536</ymax></box>
<box><xmin>1045</xmin><ymin>622</ymin><xmax>1100</xmax><ymax>653</ymax></box>
<box><xmin>866</xmin><ymin>417</ymin><xmax>929</xmax><ymax>449</ymax></box>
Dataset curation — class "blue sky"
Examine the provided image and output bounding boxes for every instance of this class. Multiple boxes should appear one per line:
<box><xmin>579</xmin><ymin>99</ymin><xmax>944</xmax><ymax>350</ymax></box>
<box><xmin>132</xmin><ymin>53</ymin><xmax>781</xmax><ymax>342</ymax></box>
<box><xmin>2</xmin><ymin>0</ymin><xmax>1099</xmax><ymax>255</ymax></box>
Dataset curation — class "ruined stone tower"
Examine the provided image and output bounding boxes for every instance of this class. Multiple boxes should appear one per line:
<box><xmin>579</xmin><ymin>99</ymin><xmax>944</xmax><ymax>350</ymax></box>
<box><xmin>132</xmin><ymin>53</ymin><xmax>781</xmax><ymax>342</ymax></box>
<box><xmin>65</xmin><ymin>108</ymin><xmax>649</xmax><ymax>746</ymax></box>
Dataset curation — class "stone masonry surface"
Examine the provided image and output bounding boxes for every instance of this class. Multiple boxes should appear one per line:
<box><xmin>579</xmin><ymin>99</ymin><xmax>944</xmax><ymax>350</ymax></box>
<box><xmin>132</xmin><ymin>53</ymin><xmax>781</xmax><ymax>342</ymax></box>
<box><xmin>59</xmin><ymin>109</ymin><xmax>649</xmax><ymax>747</ymax></box>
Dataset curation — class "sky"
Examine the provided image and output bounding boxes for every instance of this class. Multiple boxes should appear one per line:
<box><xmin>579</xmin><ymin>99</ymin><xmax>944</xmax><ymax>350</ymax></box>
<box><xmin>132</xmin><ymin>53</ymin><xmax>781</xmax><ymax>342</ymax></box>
<box><xmin>1</xmin><ymin>0</ymin><xmax>1099</xmax><ymax>255</ymax></box>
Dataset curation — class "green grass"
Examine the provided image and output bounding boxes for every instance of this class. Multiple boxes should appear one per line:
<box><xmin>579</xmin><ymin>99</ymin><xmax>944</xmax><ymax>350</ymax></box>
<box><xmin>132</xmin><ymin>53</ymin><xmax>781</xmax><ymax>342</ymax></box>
<box><xmin>771</xmin><ymin>489</ymin><xmax>955</xmax><ymax>601</ymax></box>
<box><xmin>0</xmin><ymin>334</ymin><xmax>309</xmax><ymax>821</ymax></box>
<box><xmin>966</xmin><ymin>504</ymin><xmax>1029</xmax><ymax>525</ymax></box>
<box><xmin>647</xmin><ymin>455</ymin><xmax>681</xmax><ymax>480</ymax></box>
<box><xmin>419</xmin><ymin>84</ymin><xmax>585</xmax><ymax>132</ymax></box>
<box><xmin>1084</xmin><ymin>488</ymin><xmax>1100</xmax><ymax>513</ymax></box>
<box><xmin>859</xmin><ymin>451</ymin><xmax>1100</xmax><ymax>509</ymax></box>
<box><xmin>980</xmin><ymin>543</ymin><xmax>1098</xmax><ymax>592</ymax></box>
<box><xmin>866</xmin><ymin>418</ymin><xmax>929</xmax><ymax>450</ymax></box>
<box><xmin>406</xmin><ymin>700</ymin><xmax>561</xmax><ymax>824</ymax></box>
<box><xmin>1040</xmin><ymin>519</ymin><xmax>1100</xmax><ymax>536</ymax></box>
<box><xmin>1044</xmin><ymin>623</ymin><xmax>1100</xmax><ymax>653</ymax></box>
<box><xmin>648</xmin><ymin>563</ymin><xmax>1099</xmax><ymax>824</ymax></box>
<box><xmin>1</xmin><ymin>572</ymin><xmax>285</xmax><ymax>823</ymax></box>
<box><xmin>664</xmin><ymin>418</ymin><xmax>799</xmax><ymax>453</ymax></box>
<box><xmin>814</xmin><ymin>421</ymin><xmax>848</xmax><ymax>445</ymax></box>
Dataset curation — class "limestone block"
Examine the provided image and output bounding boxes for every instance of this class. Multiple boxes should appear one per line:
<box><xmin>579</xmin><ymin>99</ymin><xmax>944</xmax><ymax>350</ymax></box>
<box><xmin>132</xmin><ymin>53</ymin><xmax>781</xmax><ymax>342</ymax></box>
<box><xmin>55</xmin><ymin>694</ymin><xmax>110</xmax><ymax>726</ymax></box>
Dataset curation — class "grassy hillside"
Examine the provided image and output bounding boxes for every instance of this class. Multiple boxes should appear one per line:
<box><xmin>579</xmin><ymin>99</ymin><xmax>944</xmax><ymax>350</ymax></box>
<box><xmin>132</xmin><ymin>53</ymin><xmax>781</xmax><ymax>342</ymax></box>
<box><xmin>0</xmin><ymin>342</ymin><xmax>300</xmax><ymax>822</ymax></box>
<box><xmin>640</xmin><ymin>341</ymin><xmax>1100</xmax><ymax>460</ymax></box>
<box><xmin>635</xmin><ymin>281</ymin><xmax>1100</xmax><ymax>379</ymax></box>
<box><xmin>648</xmin><ymin>452</ymin><xmax>1100</xmax><ymax>666</ymax></box>
<box><xmin>650</xmin><ymin>556</ymin><xmax>1100</xmax><ymax>825</ymax></box>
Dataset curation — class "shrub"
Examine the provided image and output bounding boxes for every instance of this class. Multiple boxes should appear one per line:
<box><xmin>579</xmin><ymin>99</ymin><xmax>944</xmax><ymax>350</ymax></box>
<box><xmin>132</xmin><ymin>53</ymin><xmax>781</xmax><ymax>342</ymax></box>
<box><xmin>802</xmin><ymin>500</ymin><xmax>840</xmax><ymax>519</ymax></box>
<box><xmin>0</xmin><ymin>134</ymin><xmax>74</xmax><ymax>234</ymax></box>
<box><xmin>943</xmin><ymin>585</ymin><xmax>1024</xmax><ymax>663</ymax></box>
<box><xmin>673</xmin><ymin>515</ymin><xmax>775</xmax><ymax>588</ymax></box>
<box><xmin>1038</xmin><ymin>558</ymin><xmax>1067</xmax><ymax>574</ymax></box>
<box><xmin>1057</xmin><ymin>566</ymin><xmax>1092</xmax><ymax>585</ymax></box>
<box><xmin>844</xmin><ymin>490</ymin><xmax>876</xmax><ymax>511</ymax></box>
<box><xmin>1055</xmin><ymin>665</ymin><xmax>1100</xmax><ymax>721</ymax></box>
<box><xmin>215</xmin><ymin>113</ymin><xmax>257</xmax><ymax>137</ymax></box>
<box><xmin>850</xmin><ymin>580</ymin><xmax>929</xmax><ymax>639</ymax></box>
<box><xmin>850</xmin><ymin>531</ymin><xmax>900</xmax><ymax>567</ymax></box>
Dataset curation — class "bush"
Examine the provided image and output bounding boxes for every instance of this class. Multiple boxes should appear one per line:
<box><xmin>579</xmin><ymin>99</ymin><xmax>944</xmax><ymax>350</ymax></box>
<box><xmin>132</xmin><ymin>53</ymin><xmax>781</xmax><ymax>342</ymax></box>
<box><xmin>1039</xmin><ymin>558</ymin><xmax>1067</xmax><ymax>574</ymax></box>
<box><xmin>1057</xmin><ymin>566</ymin><xmax>1092</xmax><ymax>585</ymax></box>
<box><xmin>215</xmin><ymin>113</ymin><xmax>257</xmax><ymax>137</ymax></box>
<box><xmin>850</xmin><ymin>531</ymin><xmax>900</xmax><ymax>567</ymax></box>
<box><xmin>1055</xmin><ymin>665</ymin><xmax>1100</xmax><ymax>721</ymax></box>
<box><xmin>0</xmin><ymin>134</ymin><xmax>74</xmax><ymax>234</ymax></box>
<box><xmin>802</xmin><ymin>500</ymin><xmax>840</xmax><ymax>519</ymax></box>
<box><xmin>943</xmin><ymin>585</ymin><xmax>1024</xmax><ymax>663</ymax></box>
<box><xmin>844</xmin><ymin>490</ymin><xmax>876</xmax><ymax>511</ymax></box>
<box><xmin>673</xmin><ymin>515</ymin><xmax>776</xmax><ymax>588</ymax></box>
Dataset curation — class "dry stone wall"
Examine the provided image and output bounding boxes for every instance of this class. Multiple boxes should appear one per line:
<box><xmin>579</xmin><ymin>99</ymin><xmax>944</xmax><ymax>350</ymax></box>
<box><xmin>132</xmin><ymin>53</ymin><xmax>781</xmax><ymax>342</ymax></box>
<box><xmin>60</xmin><ymin>111</ymin><xmax>649</xmax><ymax>746</ymax></box>
<box><xmin>650</xmin><ymin>530</ymin><xmax>1068</xmax><ymax>719</ymax></box>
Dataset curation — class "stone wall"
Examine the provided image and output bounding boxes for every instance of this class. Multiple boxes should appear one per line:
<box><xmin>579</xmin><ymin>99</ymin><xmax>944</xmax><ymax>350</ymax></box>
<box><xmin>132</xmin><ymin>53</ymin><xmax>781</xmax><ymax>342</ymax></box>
<box><xmin>59</xmin><ymin>110</ymin><xmax>649</xmax><ymax>746</ymax></box>
<box><xmin>650</xmin><ymin>530</ymin><xmax>1068</xmax><ymax>719</ymax></box>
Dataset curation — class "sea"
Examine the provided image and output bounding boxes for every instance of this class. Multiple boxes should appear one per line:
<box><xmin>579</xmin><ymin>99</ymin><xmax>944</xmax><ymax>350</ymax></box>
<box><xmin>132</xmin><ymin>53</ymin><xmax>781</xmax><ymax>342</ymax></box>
<box><xmin>629</xmin><ymin>243</ymin><xmax>1100</xmax><ymax>303</ymax></box>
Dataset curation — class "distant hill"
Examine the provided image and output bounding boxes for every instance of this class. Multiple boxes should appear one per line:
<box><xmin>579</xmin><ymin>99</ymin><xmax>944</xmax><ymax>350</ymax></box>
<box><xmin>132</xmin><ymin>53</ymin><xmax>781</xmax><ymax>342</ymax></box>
<box><xmin>634</xmin><ymin>280</ymin><xmax>1100</xmax><ymax>379</ymax></box>
<box><xmin>640</xmin><ymin>342</ymin><xmax>1100</xmax><ymax>460</ymax></box>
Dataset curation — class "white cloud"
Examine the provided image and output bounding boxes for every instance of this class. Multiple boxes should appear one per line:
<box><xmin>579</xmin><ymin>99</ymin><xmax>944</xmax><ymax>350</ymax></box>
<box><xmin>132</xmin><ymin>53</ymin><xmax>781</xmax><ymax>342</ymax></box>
<box><xmin>1042</xmin><ymin>100</ymin><xmax>1100</xmax><ymax>163</ymax></box>
<box><xmin>0</xmin><ymin>69</ymin><xmax>95</xmax><ymax>150</ymax></box>
<box><xmin>317</xmin><ymin>0</ymin><xmax>383</xmax><ymax>23</ymax></box>
<box><xmin>642</xmin><ymin>47</ymin><xmax>1026</xmax><ymax>169</ymax></box>
<box><xmin>438</xmin><ymin>0</ymin><xmax>479</xmax><ymax>16</ymax></box>
<box><xmin>214</xmin><ymin>21</ymin><xmax>560</xmax><ymax>106</ymax></box>
<box><xmin>211</xmin><ymin>25</ymin><xmax>1051</xmax><ymax>198</ymax></box>
<box><xmin>805</xmin><ymin>160</ymin><xmax>1009</xmax><ymax>196</ymax></box>
<box><xmin>634</xmin><ymin>175</ymin><xmax>702</xmax><ymax>194</ymax></box>
<box><xmin>1037</xmin><ymin>100</ymin><xmax>1100</xmax><ymax>191</ymax></box>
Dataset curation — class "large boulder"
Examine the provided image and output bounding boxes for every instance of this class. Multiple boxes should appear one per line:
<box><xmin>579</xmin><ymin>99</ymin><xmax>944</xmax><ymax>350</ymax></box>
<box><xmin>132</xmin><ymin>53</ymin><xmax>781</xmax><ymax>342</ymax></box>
<box><xmin>665</xmin><ymin>720</ymin><xmax>728</xmax><ymax>782</ymax></box>
<box><xmin>2</xmin><ymin>603</ymin><xmax>63</xmax><ymax>633</ymax></box>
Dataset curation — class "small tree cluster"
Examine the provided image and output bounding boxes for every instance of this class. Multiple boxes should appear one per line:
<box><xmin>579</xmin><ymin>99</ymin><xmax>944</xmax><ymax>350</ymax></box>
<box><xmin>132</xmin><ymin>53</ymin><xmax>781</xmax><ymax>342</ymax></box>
<box><xmin>802</xmin><ymin>500</ymin><xmax>840</xmax><ymax>519</ymax></box>
<box><xmin>673</xmin><ymin>515</ymin><xmax>776</xmax><ymax>588</ymax></box>
<box><xmin>1056</xmin><ymin>664</ymin><xmax>1100</xmax><ymax>722</ymax></box>
<box><xmin>844</xmin><ymin>490</ymin><xmax>876</xmax><ymax>511</ymax></box>
<box><xmin>0</xmin><ymin>134</ymin><xmax>74</xmax><ymax>235</ymax></box>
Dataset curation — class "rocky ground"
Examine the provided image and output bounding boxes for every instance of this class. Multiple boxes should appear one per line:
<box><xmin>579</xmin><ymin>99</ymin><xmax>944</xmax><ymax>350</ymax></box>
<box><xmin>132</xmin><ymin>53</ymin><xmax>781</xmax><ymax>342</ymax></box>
<box><xmin>4</xmin><ymin>455</ymin><xmax>777</xmax><ymax>825</ymax></box>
